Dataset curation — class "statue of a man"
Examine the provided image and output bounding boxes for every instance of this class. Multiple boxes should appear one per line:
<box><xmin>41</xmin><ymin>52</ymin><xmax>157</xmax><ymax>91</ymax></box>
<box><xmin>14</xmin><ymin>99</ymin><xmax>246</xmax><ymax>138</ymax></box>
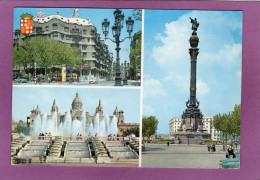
<box><xmin>190</xmin><ymin>17</ymin><xmax>199</xmax><ymax>33</ymax></box>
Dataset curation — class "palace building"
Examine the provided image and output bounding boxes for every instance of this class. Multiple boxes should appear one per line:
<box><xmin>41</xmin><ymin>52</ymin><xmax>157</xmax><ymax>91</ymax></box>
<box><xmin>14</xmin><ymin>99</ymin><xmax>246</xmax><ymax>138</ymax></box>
<box><xmin>27</xmin><ymin>92</ymin><xmax>139</xmax><ymax>136</ymax></box>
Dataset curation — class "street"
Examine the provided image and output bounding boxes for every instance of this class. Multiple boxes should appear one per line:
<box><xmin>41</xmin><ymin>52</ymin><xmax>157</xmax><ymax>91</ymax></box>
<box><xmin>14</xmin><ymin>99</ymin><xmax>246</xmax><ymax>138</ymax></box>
<box><xmin>13</xmin><ymin>79</ymin><xmax>141</xmax><ymax>87</ymax></box>
<box><xmin>141</xmin><ymin>144</ymin><xmax>237</xmax><ymax>168</ymax></box>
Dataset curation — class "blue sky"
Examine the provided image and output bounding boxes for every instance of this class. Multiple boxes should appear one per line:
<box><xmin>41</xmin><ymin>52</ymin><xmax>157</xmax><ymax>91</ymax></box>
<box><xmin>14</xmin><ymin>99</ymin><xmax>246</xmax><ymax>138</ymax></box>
<box><xmin>12</xmin><ymin>87</ymin><xmax>140</xmax><ymax>124</ymax></box>
<box><xmin>143</xmin><ymin>10</ymin><xmax>242</xmax><ymax>134</ymax></box>
<box><xmin>13</xmin><ymin>8</ymin><xmax>142</xmax><ymax>63</ymax></box>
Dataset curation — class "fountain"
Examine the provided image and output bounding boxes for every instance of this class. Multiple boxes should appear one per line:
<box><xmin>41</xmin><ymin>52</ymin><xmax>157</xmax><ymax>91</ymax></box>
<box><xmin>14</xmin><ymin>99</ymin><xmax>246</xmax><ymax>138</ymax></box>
<box><xmin>32</xmin><ymin>110</ymin><xmax>118</xmax><ymax>137</ymax></box>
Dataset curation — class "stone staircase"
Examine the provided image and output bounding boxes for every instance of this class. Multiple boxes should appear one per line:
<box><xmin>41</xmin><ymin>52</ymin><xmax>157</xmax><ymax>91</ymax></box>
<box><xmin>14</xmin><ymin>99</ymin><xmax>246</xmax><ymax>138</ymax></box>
<box><xmin>92</xmin><ymin>137</ymin><xmax>110</xmax><ymax>163</ymax></box>
<box><xmin>48</xmin><ymin>136</ymin><xmax>63</xmax><ymax>157</ymax></box>
<box><xmin>11</xmin><ymin>136</ymin><xmax>27</xmax><ymax>156</ymax></box>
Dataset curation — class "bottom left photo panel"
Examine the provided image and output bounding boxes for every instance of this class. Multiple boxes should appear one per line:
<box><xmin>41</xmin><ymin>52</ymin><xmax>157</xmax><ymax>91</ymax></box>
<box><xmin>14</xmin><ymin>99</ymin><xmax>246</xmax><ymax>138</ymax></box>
<box><xmin>11</xmin><ymin>87</ymin><xmax>141</xmax><ymax>167</ymax></box>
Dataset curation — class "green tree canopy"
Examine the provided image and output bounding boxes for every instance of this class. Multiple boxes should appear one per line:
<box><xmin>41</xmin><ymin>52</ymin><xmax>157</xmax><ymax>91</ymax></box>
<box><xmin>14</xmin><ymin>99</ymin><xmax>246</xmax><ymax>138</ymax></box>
<box><xmin>132</xmin><ymin>9</ymin><xmax>142</xmax><ymax>21</ymax></box>
<box><xmin>13</xmin><ymin>125</ymin><xmax>30</xmax><ymax>136</ymax></box>
<box><xmin>129</xmin><ymin>38</ymin><xmax>141</xmax><ymax>79</ymax></box>
<box><xmin>13</xmin><ymin>36</ymin><xmax>82</xmax><ymax>81</ymax></box>
<box><xmin>213</xmin><ymin>104</ymin><xmax>241</xmax><ymax>138</ymax></box>
<box><xmin>142</xmin><ymin>116</ymin><xmax>159</xmax><ymax>139</ymax></box>
<box><xmin>123</xmin><ymin>127</ymin><xmax>139</xmax><ymax>137</ymax></box>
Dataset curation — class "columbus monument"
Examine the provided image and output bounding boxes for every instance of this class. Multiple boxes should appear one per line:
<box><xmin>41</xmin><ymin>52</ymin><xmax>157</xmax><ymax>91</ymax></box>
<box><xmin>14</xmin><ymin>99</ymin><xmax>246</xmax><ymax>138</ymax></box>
<box><xmin>175</xmin><ymin>18</ymin><xmax>211</xmax><ymax>144</ymax></box>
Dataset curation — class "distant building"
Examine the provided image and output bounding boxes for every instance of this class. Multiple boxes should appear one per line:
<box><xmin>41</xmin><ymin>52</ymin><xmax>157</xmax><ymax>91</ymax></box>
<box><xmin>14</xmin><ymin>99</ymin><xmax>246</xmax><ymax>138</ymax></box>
<box><xmin>169</xmin><ymin>117</ymin><xmax>182</xmax><ymax>137</ymax></box>
<box><xmin>13</xmin><ymin>9</ymin><xmax>113</xmax><ymax>80</ymax></box>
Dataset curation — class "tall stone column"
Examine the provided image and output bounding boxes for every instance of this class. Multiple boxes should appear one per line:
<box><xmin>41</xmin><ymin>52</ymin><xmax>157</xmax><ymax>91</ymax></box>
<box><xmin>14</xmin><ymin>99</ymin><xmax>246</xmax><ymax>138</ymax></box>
<box><xmin>181</xmin><ymin>18</ymin><xmax>203</xmax><ymax>132</ymax></box>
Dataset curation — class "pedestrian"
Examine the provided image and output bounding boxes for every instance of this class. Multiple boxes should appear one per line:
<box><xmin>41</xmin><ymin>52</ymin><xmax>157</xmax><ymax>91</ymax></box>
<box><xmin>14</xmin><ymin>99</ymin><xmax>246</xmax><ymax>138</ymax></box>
<box><xmin>207</xmin><ymin>144</ymin><xmax>211</xmax><ymax>153</ymax></box>
<box><xmin>211</xmin><ymin>144</ymin><xmax>216</xmax><ymax>153</ymax></box>
<box><xmin>167</xmin><ymin>142</ymin><xmax>170</xmax><ymax>147</ymax></box>
<box><xmin>48</xmin><ymin>76</ymin><xmax>51</xmax><ymax>84</ymax></box>
<box><xmin>226</xmin><ymin>145</ymin><xmax>236</xmax><ymax>158</ymax></box>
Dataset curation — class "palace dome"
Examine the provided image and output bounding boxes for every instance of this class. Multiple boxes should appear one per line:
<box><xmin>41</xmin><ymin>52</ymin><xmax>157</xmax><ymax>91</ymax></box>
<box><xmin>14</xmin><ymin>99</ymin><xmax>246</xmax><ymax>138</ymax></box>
<box><xmin>72</xmin><ymin>92</ymin><xmax>82</xmax><ymax>110</ymax></box>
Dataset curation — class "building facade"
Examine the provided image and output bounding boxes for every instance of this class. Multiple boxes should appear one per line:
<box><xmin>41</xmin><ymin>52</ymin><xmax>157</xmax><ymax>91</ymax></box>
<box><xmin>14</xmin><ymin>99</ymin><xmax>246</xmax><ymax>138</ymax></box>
<box><xmin>13</xmin><ymin>9</ymin><xmax>114</xmax><ymax>80</ymax></box>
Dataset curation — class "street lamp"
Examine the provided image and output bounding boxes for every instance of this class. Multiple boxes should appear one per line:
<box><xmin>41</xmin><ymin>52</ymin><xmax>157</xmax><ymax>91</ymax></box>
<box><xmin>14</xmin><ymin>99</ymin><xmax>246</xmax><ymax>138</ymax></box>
<box><xmin>123</xmin><ymin>60</ymin><xmax>129</xmax><ymax>85</ymax></box>
<box><xmin>102</xmin><ymin>9</ymin><xmax>134</xmax><ymax>86</ymax></box>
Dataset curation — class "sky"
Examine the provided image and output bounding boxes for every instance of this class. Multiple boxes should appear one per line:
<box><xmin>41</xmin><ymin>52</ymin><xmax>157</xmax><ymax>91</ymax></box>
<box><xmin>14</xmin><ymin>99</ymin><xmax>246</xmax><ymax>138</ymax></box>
<box><xmin>143</xmin><ymin>10</ymin><xmax>242</xmax><ymax>134</ymax></box>
<box><xmin>12</xmin><ymin>87</ymin><xmax>140</xmax><ymax>124</ymax></box>
<box><xmin>13</xmin><ymin>8</ymin><xmax>142</xmax><ymax>63</ymax></box>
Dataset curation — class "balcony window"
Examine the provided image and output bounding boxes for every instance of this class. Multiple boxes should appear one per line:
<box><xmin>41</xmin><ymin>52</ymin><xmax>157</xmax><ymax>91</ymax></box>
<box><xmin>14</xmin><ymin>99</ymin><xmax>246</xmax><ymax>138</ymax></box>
<box><xmin>83</xmin><ymin>29</ymin><xmax>87</xmax><ymax>35</ymax></box>
<box><xmin>82</xmin><ymin>45</ymin><xmax>87</xmax><ymax>50</ymax></box>
<box><xmin>53</xmin><ymin>33</ymin><xmax>58</xmax><ymax>38</ymax></box>
<box><xmin>64</xmin><ymin>27</ymin><xmax>69</xmax><ymax>32</ymax></box>
<box><xmin>52</xmin><ymin>23</ymin><xmax>58</xmax><ymax>30</ymax></box>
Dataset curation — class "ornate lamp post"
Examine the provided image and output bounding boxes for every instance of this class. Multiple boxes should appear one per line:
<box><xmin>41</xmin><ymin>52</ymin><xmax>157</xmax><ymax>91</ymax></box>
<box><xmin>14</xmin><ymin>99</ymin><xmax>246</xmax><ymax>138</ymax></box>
<box><xmin>102</xmin><ymin>9</ymin><xmax>134</xmax><ymax>86</ymax></box>
<box><xmin>123</xmin><ymin>60</ymin><xmax>129</xmax><ymax>85</ymax></box>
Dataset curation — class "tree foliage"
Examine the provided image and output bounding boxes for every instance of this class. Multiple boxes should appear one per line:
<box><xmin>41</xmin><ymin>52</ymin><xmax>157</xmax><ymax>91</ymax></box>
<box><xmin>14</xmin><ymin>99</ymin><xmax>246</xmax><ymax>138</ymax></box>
<box><xmin>129</xmin><ymin>38</ymin><xmax>141</xmax><ymax>79</ymax></box>
<box><xmin>132</xmin><ymin>9</ymin><xmax>142</xmax><ymax>21</ymax></box>
<box><xmin>142</xmin><ymin>116</ymin><xmax>159</xmax><ymax>139</ymax></box>
<box><xmin>123</xmin><ymin>127</ymin><xmax>139</xmax><ymax>137</ymax></box>
<box><xmin>13</xmin><ymin>36</ymin><xmax>82</xmax><ymax>81</ymax></box>
<box><xmin>13</xmin><ymin>125</ymin><xmax>30</xmax><ymax>135</ymax></box>
<box><xmin>213</xmin><ymin>104</ymin><xmax>241</xmax><ymax>138</ymax></box>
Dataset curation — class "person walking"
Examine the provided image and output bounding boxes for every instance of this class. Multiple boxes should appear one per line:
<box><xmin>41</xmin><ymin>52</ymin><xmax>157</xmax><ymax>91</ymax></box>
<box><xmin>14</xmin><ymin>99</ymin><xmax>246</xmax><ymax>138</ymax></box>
<box><xmin>211</xmin><ymin>144</ymin><xmax>216</xmax><ymax>154</ymax></box>
<box><xmin>207</xmin><ymin>144</ymin><xmax>211</xmax><ymax>153</ymax></box>
<box><xmin>167</xmin><ymin>142</ymin><xmax>170</xmax><ymax>147</ymax></box>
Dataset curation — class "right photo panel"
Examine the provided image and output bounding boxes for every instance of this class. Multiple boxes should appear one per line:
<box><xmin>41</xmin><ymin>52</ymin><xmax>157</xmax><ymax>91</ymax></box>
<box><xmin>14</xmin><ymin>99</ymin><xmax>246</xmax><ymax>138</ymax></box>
<box><xmin>142</xmin><ymin>10</ymin><xmax>242</xmax><ymax>169</ymax></box>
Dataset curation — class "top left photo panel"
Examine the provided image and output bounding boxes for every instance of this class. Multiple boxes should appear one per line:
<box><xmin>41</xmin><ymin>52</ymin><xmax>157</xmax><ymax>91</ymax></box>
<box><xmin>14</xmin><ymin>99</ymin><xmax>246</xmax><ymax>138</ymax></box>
<box><xmin>13</xmin><ymin>8</ymin><xmax>142</xmax><ymax>87</ymax></box>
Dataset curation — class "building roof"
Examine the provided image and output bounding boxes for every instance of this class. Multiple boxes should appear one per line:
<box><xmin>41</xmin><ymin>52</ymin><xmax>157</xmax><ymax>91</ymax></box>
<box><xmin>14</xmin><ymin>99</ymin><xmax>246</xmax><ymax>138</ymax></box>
<box><xmin>34</xmin><ymin>14</ymin><xmax>92</xmax><ymax>26</ymax></box>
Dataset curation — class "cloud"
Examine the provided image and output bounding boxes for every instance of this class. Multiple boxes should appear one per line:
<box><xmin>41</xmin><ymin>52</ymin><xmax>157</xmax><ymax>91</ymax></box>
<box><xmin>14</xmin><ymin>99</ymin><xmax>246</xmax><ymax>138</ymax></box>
<box><xmin>143</xmin><ymin>78</ymin><xmax>166</xmax><ymax>98</ymax></box>
<box><xmin>150</xmin><ymin>10</ymin><xmax>241</xmax><ymax>97</ymax></box>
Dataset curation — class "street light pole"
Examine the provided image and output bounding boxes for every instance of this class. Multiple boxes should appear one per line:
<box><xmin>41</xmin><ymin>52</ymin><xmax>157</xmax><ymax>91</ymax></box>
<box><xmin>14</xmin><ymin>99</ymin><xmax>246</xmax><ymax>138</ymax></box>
<box><xmin>123</xmin><ymin>60</ymin><xmax>128</xmax><ymax>85</ymax></box>
<box><xmin>102</xmin><ymin>9</ymin><xmax>134</xmax><ymax>86</ymax></box>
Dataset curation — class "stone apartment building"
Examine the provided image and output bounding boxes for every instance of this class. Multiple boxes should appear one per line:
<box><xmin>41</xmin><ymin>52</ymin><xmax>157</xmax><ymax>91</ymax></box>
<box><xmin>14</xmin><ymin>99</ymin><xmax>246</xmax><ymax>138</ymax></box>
<box><xmin>13</xmin><ymin>9</ymin><xmax>114</xmax><ymax>80</ymax></box>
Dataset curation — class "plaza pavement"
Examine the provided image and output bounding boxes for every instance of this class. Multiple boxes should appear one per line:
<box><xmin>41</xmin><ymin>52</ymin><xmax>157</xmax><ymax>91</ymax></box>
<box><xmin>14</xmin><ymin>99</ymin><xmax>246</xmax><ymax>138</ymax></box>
<box><xmin>142</xmin><ymin>144</ymin><xmax>228</xmax><ymax>169</ymax></box>
<box><xmin>13</xmin><ymin>79</ymin><xmax>141</xmax><ymax>87</ymax></box>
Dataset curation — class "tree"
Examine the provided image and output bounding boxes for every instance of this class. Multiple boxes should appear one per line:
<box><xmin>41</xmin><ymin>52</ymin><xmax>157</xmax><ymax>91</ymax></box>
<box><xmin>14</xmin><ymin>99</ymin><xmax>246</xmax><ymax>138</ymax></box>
<box><xmin>13</xmin><ymin>46</ymin><xmax>31</xmax><ymax>73</ymax></box>
<box><xmin>123</xmin><ymin>127</ymin><xmax>139</xmax><ymax>137</ymax></box>
<box><xmin>213</xmin><ymin>104</ymin><xmax>241</xmax><ymax>149</ymax></box>
<box><xmin>132</xmin><ymin>9</ymin><xmax>142</xmax><ymax>21</ymax></box>
<box><xmin>14</xmin><ymin>36</ymin><xmax>82</xmax><ymax>81</ymax></box>
<box><xmin>13</xmin><ymin>125</ymin><xmax>30</xmax><ymax>135</ymax></box>
<box><xmin>129</xmin><ymin>39</ymin><xmax>141</xmax><ymax>80</ymax></box>
<box><xmin>142</xmin><ymin>116</ymin><xmax>159</xmax><ymax>141</ymax></box>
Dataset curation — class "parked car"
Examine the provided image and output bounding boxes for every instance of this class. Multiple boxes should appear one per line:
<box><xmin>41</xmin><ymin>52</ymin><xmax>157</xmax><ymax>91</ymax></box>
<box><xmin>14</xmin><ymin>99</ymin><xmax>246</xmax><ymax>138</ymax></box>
<box><xmin>14</xmin><ymin>78</ymin><xmax>28</xmax><ymax>83</ymax></box>
<box><xmin>89</xmin><ymin>80</ymin><xmax>97</xmax><ymax>84</ymax></box>
<box><xmin>219</xmin><ymin>155</ymin><xmax>240</xmax><ymax>169</ymax></box>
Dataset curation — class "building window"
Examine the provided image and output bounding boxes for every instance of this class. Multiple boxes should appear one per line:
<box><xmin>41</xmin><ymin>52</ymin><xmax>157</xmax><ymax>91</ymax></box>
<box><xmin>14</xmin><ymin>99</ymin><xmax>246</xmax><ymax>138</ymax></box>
<box><xmin>61</xmin><ymin>34</ymin><xmax>64</xmax><ymax>40</ymax></box>
<box><xmin>53</xmin><ymin>33</ymin><xmax>58</xmax><ymax>38</ymax></box>
<box><xmin>83</xmin><ymin>29</ymin><xmax>87</xmax><ymax>35</ymax></box>
<box><xmin>82</xmin><ymin>45</ymin><xmax>87</xmax><ymax>50</ymax></box>
<box><xmin>64</xmin><ymin>27</ymin><xmax>69</xmax><ymax>32</ymax></box>
<box><xmin>45</xmin><ymin>26</ymin><xmax>49</xmax><ymax>32</ymax></box>
<box><xmin>66</xmin><ymin>35</ymin><xmax>70</xmax><ymax>41</ymax></box>
<box><xmin>83</xmin><ymin>53</ymin><xmax>87</xmax><ymax>58</ymax></box>
<box><xmin>88</xmin><ymin>38</ymin><xmax>90</xmax><ymax>42</ymax></box>
<box><xmin>52</xmin><ymin>23</ymin><xmax>58</xmax><ymax>30</ymax></box>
